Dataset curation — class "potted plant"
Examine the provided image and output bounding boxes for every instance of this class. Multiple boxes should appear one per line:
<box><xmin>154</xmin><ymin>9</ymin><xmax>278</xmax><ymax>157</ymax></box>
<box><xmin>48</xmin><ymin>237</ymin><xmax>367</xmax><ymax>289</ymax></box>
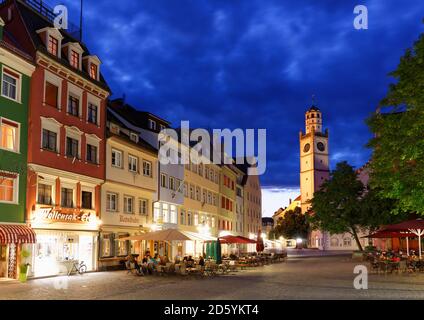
<box><xmin>18</xmin><ymin>249</ymin><xmax>31</xmax><ymax>283</ymax></box>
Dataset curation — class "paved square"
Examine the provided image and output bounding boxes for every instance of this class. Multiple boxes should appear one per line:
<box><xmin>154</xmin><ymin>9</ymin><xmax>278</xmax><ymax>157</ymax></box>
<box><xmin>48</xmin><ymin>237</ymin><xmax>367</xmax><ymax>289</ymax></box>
<box><xmin>1</xmin><ymin>255</ymin><xmax>424</xmax><ymax>300</ymax></box>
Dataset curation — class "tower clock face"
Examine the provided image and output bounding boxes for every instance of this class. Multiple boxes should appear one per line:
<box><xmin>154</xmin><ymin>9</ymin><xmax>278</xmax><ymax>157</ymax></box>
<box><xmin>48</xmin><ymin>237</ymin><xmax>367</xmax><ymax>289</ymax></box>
<box><xmin>303</xmin><ymin>143</ymin><xmax>310</xmax><ymax>153</ymax></box>
<box><xmin>317</xmin><ymin>142</ymin><xmax>326</xmax><ymax>152</ymax></box>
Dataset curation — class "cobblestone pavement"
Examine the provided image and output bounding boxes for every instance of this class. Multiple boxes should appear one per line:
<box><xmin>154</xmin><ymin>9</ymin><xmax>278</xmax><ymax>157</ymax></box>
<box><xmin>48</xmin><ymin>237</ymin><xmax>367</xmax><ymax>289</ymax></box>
<box><xmin>1</xmin><ymin>255</ymin><xmax>424</xmax><ymax>300</ymax></box>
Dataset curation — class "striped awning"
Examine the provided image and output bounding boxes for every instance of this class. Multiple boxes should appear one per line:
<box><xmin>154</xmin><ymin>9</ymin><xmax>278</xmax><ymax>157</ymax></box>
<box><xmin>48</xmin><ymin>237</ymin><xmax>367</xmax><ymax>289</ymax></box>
<box><xmin>0</xmin><ymin>224</ymin><xmax>36</xmax><ymax>244</ymax></box>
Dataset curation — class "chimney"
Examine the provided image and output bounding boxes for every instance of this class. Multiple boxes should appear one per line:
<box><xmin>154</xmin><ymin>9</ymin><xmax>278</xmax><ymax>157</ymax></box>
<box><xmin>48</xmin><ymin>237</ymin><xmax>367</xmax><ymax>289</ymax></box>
<box><xmin>289</xmin><ymin>198</ymin><xmax>292</xmax><ymax>205</ymax></box>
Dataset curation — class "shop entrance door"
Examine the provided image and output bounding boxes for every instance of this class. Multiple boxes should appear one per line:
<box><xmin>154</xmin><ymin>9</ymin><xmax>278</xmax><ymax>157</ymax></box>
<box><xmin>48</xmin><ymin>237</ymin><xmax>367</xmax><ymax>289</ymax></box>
<box><xmin>0</xmin><ymin>245</ymin><xmax>8</xmax><ymax>278</ymax></box>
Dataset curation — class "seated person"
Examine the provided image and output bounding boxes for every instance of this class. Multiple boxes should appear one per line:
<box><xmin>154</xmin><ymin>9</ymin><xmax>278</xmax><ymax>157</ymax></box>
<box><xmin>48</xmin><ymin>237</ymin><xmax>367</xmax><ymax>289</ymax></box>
<box><xmin>186</xmin><ymin>255</ymin><xmax>195</xmax><ymax>267</ymax></box>
<box><xmin>198</xmin><ymin>256</ymin><xmax>205</xmax><ymax>267</ymax></box>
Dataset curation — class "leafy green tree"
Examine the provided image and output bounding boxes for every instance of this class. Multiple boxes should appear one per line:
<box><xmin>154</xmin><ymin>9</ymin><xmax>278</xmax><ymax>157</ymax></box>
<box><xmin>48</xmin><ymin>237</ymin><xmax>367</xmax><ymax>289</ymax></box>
<box><xmin>273</xmin><ymin>207</ymin><xmax>309</xmax><ymax>241</ymax></box>
<box><xmin>309</xmin><ymin>162</ymin><xmax>367</xmax><ymax>251</ymax></box>
<box><xmin>367</xmin><ymin>31</ymin><xmax>424</xmax><ymax>214</ymax></box>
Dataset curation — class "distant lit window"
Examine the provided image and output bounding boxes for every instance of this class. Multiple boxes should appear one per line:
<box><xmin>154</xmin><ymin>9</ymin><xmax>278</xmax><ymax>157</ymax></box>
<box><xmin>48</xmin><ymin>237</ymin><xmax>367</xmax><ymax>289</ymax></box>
<box><xmin>0</xmin><ymin>173</ymin><xmax>17</xmax><ymax>203</ymax></box>
<box><xmin>70</xmin><ymin>50</ymin><xmax>79</xmax><ymax>68</ymax></box>
<box><xmin>89</xmin><ymin>63</ymin><xmax>98</xmax><ymax>80</ymax></box>
<box><xmin>0</xmin><ymin>118</ymin><xmax>19</xmax><ymax>152</ymax></box>
<box><xmin>48</xmin><ymin>36</ymin><xmax>58</xmax><ymax>56</ymax></box>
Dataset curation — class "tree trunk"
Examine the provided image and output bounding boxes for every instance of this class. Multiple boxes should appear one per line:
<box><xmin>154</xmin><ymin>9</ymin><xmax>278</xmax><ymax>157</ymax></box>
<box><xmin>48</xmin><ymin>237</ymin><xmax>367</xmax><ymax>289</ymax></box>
<box><xmin>351</xmin><ymin>226</ymin><xmax>363</xmax><ymax>251</ymax></box>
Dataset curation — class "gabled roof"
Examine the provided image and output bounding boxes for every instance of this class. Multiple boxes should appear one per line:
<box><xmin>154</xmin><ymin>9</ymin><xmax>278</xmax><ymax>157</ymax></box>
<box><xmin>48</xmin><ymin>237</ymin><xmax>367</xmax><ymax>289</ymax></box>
<box><xmin>109</xmin><ymin>98</ymin><xmax>171</xmax><ymax>128</ymax></box>
<box><xmin>7</xmin><ymin>0</ymin><xmax>110</xmax><ymax>92</ymax></box>
<box><xmin>107</xmin><ymin>108</ymin><xmax>158</xmax><ymax>154</ymax></box>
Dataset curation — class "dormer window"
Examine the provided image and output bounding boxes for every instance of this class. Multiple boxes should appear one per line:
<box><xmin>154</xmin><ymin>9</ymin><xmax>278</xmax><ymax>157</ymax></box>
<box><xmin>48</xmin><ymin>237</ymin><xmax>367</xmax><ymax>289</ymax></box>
<box><xmin>130</xmin><ymin>133</ymin><xmax>139</xmax><ymax>143</ymax></box>
<box><xmin>70</xmin><ymin>50</ymin><xmax>79</xmax><ymax>68</ymax></box>
<box><xmin>110</xmin><ymin>123</ymin><xmax>120</xmax><ymax>134</ymax></box>
<box><xmin>83</xmin><ymin>55</ymin><xmax>101</xmax><ymax>81</ymax></box>
<box><xmin>37</xmin><ymin>28</ymin><xmax>64</xmax><ymax>58</ymax></box>
<box><xmin>89</xmin><ymin>63</ymin><xmax>97</xmax><ymax>80</ymax></box>
<box><xmin>48</xmin><ymin>35</ymin><xmax>58</xmax><ymax>56</ymax></box>
<box><xmin>148</xmin><ymin>119</ymin><xmax>156</xmax><ymax>131</ymax></box>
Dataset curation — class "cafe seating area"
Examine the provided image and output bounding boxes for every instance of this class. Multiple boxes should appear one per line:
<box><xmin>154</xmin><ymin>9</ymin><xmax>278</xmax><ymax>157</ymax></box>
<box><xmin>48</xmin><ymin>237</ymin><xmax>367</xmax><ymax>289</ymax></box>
<box><xmin>365</xmin><ymin>250</ymin><xmax>424</xmax><ymax>275</ymax></box>
<box><xmin>125</xmin><ymin>252</ymin><xmax>288</xmax><ymax>279</ymax></box>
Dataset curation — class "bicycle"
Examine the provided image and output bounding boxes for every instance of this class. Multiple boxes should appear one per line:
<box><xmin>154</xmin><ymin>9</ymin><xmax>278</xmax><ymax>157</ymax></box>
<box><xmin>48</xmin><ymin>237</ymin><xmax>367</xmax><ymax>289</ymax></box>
<box><xmin>68</xmin><ymin>260</ymin><xmax>87</xmax><ymax>276</ymax></box>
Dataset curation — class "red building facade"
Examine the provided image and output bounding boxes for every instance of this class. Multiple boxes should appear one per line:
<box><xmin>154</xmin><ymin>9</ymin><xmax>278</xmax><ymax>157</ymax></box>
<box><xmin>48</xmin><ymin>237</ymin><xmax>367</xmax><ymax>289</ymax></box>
<box><xmin>0</xmin><ymin>0</ymin><xmax>110</xmax><ymax>277</ymax></box>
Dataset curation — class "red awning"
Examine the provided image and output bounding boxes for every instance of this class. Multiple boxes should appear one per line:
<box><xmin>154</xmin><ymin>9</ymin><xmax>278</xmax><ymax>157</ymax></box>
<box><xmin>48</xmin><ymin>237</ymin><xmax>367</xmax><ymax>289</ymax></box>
<box><xmin>219</xmin><ymin>235</ymin><xmax>257</xmax><ymax>244</ymax></box>
<box><xmin>384</xmin><ymin>219</ymin><xmax>424</xmax><ymax>231</ymax></box>
<box><xmin>0</xmin><ymin>224</ymin><xmax>36</xmax><ymax>244</ymax></box>
<box><xmin>364</xmin><ymin>230</ymin><xmax>416</xmax><ymax>239</ymax></box>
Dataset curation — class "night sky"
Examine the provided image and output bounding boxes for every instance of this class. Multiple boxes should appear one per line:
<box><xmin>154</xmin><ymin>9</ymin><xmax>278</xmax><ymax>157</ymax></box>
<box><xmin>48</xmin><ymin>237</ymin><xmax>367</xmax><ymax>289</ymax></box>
<box><xmin>52</xmin><ymin>0</ymin><xmax>423</xmax><ymax>206</ymax></box>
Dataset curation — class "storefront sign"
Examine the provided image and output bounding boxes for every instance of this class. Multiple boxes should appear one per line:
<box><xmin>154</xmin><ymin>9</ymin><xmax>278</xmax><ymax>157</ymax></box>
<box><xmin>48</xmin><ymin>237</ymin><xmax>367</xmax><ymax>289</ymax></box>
<box><xmin>34</xmin><ymin>207</ymin><xmax>95</xmax><ymax>224</ymax></box>
<box><xmin>119</xmin><ymin>215</ymin><xmax>140</xmax><ymax>224</ymax></box>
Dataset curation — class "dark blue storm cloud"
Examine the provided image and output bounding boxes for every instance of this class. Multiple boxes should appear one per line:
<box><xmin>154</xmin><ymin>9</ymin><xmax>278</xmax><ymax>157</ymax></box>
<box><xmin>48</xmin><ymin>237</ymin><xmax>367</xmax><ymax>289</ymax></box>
<box><xmin>54</xmin><ymin>0</ymin><xmax>424</xmax><ymax>187</ymax></box>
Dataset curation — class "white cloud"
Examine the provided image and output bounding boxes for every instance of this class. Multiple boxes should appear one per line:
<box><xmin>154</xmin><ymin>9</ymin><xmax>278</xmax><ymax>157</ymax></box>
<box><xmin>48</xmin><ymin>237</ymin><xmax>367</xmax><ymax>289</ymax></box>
<box><xmin>261</xmin><ymin>186</ymin><xmax>300</xmax><ymax>218</ymax></box>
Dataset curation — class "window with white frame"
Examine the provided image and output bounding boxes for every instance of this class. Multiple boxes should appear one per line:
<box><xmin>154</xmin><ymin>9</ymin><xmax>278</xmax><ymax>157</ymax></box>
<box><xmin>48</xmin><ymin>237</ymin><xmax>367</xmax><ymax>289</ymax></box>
<box><xmin>42</xmin><ymin>129</ymin><xmax>57</xmax><ymax>152</ymax></box>
<box><xmin>70</xmin><ymin>50</ymin><xmax>80</xmax><ymax>69</ymax></box>
<box><xmin>169</xmin><ymin>177</ymin><xmax>175</xmax><ymax>191</ymax></box>
<box><xmin>175</xmin><ymin>179</ymin><xmax>182</xmax><ymax>193</ymax></box>
<box><xmin>148</xmin><ymin>119</ymin><xmax>156</xmax><ymax>131</ymax></box>
<box><xmin>65</xmin><ymin>126</ymin><xmax>82</xmax><ymax>159</ymax></box>
<box><xmin>124</xmin><ymin>196</ymin><xmax>134</xmax><ymax>214</ymax></box>
<box><xmin>0</xmin><ymin>172</ymin><xmax>18</xmax><ymax>203</ymax></box>
<box><xmin>106</xmin><ymin>192</ymin><xmax>118</xmax><ymax>211</ymax></box>
<box><xmin>85</xmin><ymin>134</ymin><xmax>101</xmax><ymax>165</ymax></box>
<box><xmin>66</xmin><ymin>136</ymin><xmax>79</xmax><ymax>158</ymax></box>
<box><xmin>81</xmin><ymin>190</ymin><xmax>93</xmax><ymax>209</ymax></box>
<box><xmin>183</xmin><ymin>182</ymin><xmax>188</xmax><ymax>197</ymax></box>
<box><xmin>195</xmin><ymin>186</ymin><xmax>201</xmax><ymax>201</ymax></box>
<box><xmin>48</xmin><ymin>35</ymin><xmax>59</xmax><ymax>56</ymax></box>
<box><xmin>87</xmin><ymin>103</ymin><xmax>98</xmax><ymax>125</ymax></box>
<box><xmin>130</xmin><ymin>133</ymin><xmax>138</xmax><ymax>143</ymax></box>
<box><xmin>128</xmin><ymin>155</ymin><xmax>138</xmax><ymax>173</ymax></box>
<box><xmin>180</xmin><ymin>210</ymin><xmax>185</xmax><ymax>225</ymax></box>
<box><xmin>187</xmin><ymin>211</ymin><xmax>192</xmax><ymax>226</ymax></box>
<box><xmin>86</xmin><ymin>144</ymin><xmax>98</xmax><ymax>164</ymax></box>
<box><xmin>111</xmin><ymin>148</ymin><xmax>122</xmax><ymax>168</ymax></box>
<box><xmin>170</xmin><ymin>204</ymin><xmax>177</xmax><ymax>224</ymax></box>
<box><xmin>37</xmin><ymin>183</ymin><xmax>53</xmax><ymax>205</ymax></box>
<box><xmin>162</xmin><ymin>203</ymin><xmax>169</xmax><ymax>222</ymax></box>
<box><xmin>2</xmin><ymin>68</ymin><xmax>20</xmax><ymax>102</ymax></box>
<box><xmin>110</xmin><ymin>123</ymin><xmax>120</xmax><ymax>134</ymax></box>
<box><xmin>142</xmin><ymin>160</ymin><xmax>152</xmax><ymax>177</ymax></box>
<box><xmin>0</xmin><ymin>118</ymin><xmax>19</xmax><ymax>153</ymax></box>
<box><xmin>67</xmin><ymin>83</ymin><xmax>82</xmax><ymax>118</ymax></box>
<box><xmin>138</xmin><ymin>198</ymin><xmax>148</xmax><ymax>215</ymax></box>
<box><xmin>160</xmin><ymin>173</ymin><xmax>168</xmax><ymax>188</ymax></box>
<box><xmin>68</xmin><ymin>94</ymin><xmax>80</xmax><ymax>117</ymax></box>
<box><xmin>61</xmin><ymin>187</ymin><xmax>74</xmax><ymax>208</ymax></box>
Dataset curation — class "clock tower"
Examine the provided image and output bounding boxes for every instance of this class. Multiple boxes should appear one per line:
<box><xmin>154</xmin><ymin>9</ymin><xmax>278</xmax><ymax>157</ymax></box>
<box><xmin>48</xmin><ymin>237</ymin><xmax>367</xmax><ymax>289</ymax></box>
<box><xmin>299</xmin><ymin>106</ymin><xmax>330</xmax><ymax>214</ymax></box>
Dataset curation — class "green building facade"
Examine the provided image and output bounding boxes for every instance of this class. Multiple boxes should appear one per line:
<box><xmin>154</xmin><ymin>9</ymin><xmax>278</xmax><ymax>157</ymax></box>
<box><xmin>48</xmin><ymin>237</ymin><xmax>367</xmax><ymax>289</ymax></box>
<box><xmin>0</xmin><ymin>25</ymin><xmax>35</xmax><ymax>224</ymax></box>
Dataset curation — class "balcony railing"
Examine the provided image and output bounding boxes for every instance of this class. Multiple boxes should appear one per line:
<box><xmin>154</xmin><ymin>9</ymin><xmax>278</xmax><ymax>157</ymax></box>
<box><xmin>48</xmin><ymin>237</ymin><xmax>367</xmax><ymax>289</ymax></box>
<box><xmin>20</xmin><ymin>0</ymin><xmax>82</xmax><ymax>41</ymax></box>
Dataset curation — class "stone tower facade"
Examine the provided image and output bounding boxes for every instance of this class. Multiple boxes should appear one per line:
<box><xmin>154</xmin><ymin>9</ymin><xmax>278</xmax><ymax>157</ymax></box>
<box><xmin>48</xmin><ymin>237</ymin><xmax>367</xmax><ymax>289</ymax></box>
<box><xmin>299</xmin><ymin>106</ymin><xmax>330</xmax><ymax>214</ymax></box>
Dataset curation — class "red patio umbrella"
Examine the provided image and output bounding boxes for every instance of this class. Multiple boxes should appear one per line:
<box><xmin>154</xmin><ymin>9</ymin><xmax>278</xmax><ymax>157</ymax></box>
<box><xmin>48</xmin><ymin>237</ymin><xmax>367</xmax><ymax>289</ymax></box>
<box><xmin>381</xmin><ymin>219</ymin><xmax>424</xmax><ymax>258</ymax></box>
<box><xmin>256</xmin><ymin>229</ymin><xmax>264</xmax><ymax>252</ymax></box>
